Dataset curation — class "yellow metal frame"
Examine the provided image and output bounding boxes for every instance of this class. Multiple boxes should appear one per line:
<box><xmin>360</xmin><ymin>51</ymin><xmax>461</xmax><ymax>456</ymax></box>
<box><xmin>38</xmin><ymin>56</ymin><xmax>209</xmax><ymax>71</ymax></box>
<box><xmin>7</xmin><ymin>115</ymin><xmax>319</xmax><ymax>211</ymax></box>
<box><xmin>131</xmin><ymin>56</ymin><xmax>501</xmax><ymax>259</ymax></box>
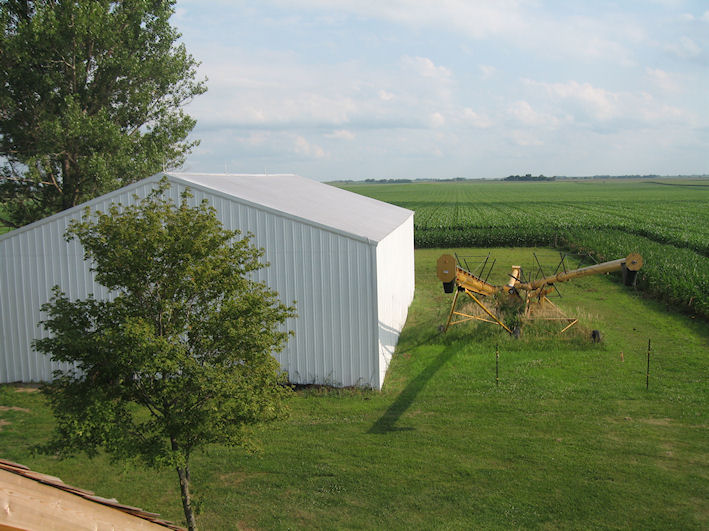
<box><xmin>524</xmin><ymin>295</ymin><xmax>578</xmax><ymax>334</ymax></box>
<box><xmin>444</xmin><ymin>288</ymin><xmax>513</xmax><ymax>335</ymax></box>
<box><xmin>443</xmin><ymin>290</ymin><xmax>577</xmax><ymax>336</ymax></box>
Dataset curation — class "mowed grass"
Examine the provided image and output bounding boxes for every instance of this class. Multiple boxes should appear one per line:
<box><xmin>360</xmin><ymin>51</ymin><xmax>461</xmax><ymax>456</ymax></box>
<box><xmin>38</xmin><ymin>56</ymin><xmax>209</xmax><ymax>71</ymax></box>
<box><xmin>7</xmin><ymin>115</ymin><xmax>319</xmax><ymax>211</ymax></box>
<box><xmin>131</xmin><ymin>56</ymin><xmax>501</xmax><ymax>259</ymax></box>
<box><xmin>1</xmin><ymin>248</ymin><xmax>708</xmax><ymax>529</ymax></box>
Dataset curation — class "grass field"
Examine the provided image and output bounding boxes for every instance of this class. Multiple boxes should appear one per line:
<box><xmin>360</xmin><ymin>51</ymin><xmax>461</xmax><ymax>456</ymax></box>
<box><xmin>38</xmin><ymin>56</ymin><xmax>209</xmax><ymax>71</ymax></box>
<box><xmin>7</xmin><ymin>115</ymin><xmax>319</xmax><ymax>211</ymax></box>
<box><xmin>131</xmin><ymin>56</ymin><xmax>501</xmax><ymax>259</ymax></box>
<box><xmin>339</xmin><ymin>178</ymin><xmax>709</xmax><ymax>319</ymax></box>
<box><xmin>1</xmin><ymin>248</ymin><xmax>707</xmax><ymax>529</ymax></box>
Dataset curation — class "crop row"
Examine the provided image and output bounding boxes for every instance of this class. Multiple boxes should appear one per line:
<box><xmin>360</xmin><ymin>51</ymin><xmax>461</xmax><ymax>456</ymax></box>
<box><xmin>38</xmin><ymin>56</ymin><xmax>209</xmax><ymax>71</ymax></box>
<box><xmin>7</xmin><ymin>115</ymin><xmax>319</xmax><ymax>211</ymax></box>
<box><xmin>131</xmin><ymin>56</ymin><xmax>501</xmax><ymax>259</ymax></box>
<box><xmin>413</xmin><ymin>200</ymin><xmax>709</xmax><ymax>257</ymax></box>
<box><xmin>414</xmin><ymin>218</ymin><xmax>709</xmax><ymax>319</ymax></box>
<box><xmin>342</xmin><ymin>180</ymin><xmax>709</xmax><ymax>320</ymax></box>
<box><xmin>558</xmin><ymin>230</ymin><xmax>709</xmax><ymax>318</ymax></box>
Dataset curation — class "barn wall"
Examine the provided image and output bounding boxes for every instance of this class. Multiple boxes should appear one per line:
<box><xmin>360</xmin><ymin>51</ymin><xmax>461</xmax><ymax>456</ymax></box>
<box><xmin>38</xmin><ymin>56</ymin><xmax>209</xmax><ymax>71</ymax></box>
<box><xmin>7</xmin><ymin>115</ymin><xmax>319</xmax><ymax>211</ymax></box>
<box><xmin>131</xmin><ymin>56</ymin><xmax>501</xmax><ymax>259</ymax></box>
<box><xmin>173</xmin><ymin>182</ymin><xmax>379</xmax><ymax>388</ymax></box>
<box><xmin>0</xmin><ymin>176</ymin><xmax>382</xmax><ymax>387</ymax></box>
<box><xmin>374</xmin><ymin>214</ymin><xmax>415</xmax><ymax>389</ymax></box>
<box><xmin>0</xmin><ymin>178</ymin><xmax>185</xmax><ymax>383</ymax></box>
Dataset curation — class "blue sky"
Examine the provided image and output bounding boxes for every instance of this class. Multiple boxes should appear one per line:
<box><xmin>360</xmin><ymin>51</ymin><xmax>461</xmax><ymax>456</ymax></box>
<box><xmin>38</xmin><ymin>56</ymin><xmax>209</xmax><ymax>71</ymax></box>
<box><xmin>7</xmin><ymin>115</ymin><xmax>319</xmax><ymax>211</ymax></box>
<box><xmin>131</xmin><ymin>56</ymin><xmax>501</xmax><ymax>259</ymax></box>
<box><xmin>174</xmin><ymin>1</ymin><xmax>709</xmax><ymax>180</ymax></box>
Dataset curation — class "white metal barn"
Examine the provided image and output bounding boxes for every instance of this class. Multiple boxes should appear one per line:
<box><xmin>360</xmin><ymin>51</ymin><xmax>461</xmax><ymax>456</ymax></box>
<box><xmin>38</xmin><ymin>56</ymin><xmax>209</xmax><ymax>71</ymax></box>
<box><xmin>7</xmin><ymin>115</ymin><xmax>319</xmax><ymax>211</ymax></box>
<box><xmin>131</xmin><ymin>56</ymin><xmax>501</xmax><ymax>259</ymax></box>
<box><xmin>0</xmin><ymin>173</ymin><xmax>414</xmax><ymax>389</ymax></box>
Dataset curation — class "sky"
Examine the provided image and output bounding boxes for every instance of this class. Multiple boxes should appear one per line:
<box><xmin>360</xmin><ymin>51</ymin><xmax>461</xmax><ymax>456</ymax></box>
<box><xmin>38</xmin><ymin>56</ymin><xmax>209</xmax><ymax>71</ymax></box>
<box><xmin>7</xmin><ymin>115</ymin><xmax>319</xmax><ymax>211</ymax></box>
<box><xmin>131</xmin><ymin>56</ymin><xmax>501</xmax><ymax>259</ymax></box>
<box><xmin>173</xmin><ymin>0</ymin><xmax>709</xmax><ymax>180</ymax></box>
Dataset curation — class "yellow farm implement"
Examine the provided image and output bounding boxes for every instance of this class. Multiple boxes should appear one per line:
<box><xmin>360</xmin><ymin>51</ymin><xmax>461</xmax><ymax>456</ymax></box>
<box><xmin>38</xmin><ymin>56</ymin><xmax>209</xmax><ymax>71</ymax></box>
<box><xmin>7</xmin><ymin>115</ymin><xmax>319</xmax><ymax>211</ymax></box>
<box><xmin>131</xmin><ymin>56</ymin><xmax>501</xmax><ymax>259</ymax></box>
<box><xmin>437</xmin><ymin>252</ymin><xmax>643</xmax><ymax>336</ymax></box>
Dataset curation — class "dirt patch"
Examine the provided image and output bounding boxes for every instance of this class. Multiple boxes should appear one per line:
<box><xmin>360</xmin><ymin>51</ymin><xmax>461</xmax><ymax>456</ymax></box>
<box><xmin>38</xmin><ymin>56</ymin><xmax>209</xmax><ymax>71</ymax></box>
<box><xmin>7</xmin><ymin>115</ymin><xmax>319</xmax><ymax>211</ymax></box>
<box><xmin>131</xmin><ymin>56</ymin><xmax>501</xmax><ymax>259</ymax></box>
<box><xmin>293</xmin><ymin>508</ymin><xmax>317</xmax><ymax>526</ymax></box>
<box><xmin>660</xmin><ymin>442</ymin><xmax>675</xmax><ymax>458</ymax></box>
<box><xmin>689</xmin><ymin>497</ymin><xmax>709</xmax><ymax>527</ymax></box>
<box><xmin>14</xmin><ymin>386</ymin><xmax>40</xmax><ymax>393</ymax></box>
<box><xmin>218</xmin><ymin>472</ymin><xmax>249</xmax><ymax>486</ymax></box>
<box><xmin>0</xmin><ymin>406</ymin><xmax>30</xmax><ymax>413</ymax></box>
<box><xmin>639</xmin><ymin>417</ymin><xmax>673</xmax><ymax>426</ymax></box>
<box><xmin>218</xmin><ymin>471</ymin><xmax>266</xmax><ymax>487</ymax></box>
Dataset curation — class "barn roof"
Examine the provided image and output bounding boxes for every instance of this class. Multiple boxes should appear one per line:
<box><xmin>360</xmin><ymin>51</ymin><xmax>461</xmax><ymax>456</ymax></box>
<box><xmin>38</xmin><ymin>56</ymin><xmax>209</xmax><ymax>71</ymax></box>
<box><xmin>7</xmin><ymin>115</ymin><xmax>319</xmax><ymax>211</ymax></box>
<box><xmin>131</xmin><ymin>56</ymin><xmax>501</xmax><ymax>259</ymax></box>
<box><xmin>166</xmin><ymin>173</ymin><xmax>413</xmax><ymax>243</ymax></box>
<box><xmin>0</xmin><ymin>458</ymin><xmax>184</xmax><ymax>530</ymax></box>
<box><xmin>0</xmin><ymin>173</ymin><xmax>413</xmax><ymax>246</ymax></box>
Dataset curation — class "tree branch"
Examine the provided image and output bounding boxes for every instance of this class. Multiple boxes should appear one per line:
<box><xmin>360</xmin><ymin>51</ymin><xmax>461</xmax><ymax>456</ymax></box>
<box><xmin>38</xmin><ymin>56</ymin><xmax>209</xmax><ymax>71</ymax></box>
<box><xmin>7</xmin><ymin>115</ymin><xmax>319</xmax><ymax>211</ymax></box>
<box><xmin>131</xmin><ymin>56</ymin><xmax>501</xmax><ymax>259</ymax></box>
<box><xmin>2</xmin><ymin>175</ymin><xmax>61</xmax><ymax>189</ymax></box>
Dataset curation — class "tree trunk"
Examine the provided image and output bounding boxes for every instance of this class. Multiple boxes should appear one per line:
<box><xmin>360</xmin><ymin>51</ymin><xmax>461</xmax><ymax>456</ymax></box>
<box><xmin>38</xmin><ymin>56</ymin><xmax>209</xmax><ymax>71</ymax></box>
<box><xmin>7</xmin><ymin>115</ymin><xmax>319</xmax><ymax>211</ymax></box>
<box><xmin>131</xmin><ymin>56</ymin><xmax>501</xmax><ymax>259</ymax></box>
<box><xmin>172</xmin><ymin>437</ymin><xmax>196</xmax><ymax>531</ymax></box>
<box><xmin>176</xmin><ymin>463</ymin><xmax>197</xmax><ymax>531</ymax></box>
<box><xmin>61</xmin><ymin>155</ymin><xmax>75</xmax><ymax>211</ymax></box>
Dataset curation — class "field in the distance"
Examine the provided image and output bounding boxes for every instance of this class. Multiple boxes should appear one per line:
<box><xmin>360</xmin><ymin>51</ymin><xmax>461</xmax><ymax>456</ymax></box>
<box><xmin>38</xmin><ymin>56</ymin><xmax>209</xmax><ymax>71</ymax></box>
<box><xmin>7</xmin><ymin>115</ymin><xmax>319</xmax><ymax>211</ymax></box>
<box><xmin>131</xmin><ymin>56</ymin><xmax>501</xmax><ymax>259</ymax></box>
<box><xmin>1</xmin><ymin>247</ymin><xmax>707</xmax><ymax>529</ymax></box>
<box><xmin>339</xmin><ymin>178</ymin><xmax>709</xmax><ymax>319</ymax></box>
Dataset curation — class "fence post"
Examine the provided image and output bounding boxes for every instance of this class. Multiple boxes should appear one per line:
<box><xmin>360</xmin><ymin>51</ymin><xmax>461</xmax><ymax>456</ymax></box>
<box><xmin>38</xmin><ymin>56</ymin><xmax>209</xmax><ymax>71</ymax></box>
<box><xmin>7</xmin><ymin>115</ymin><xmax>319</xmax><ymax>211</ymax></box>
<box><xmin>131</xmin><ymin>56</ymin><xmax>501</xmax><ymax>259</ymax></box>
<box><xmin>646</xmin><ymin>339</ymin><xmax>651</xmax><ymax>390</ymax></box>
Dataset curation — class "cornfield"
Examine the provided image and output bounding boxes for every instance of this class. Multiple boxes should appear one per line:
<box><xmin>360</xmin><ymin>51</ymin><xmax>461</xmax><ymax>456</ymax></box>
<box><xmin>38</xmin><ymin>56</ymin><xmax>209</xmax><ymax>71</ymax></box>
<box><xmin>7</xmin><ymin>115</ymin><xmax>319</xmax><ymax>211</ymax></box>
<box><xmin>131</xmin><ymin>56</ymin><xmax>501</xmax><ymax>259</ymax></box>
<box><xmin>340</xmin><ymin>179</ymin><xmax>709</xmax><ymax>318</ymax></box>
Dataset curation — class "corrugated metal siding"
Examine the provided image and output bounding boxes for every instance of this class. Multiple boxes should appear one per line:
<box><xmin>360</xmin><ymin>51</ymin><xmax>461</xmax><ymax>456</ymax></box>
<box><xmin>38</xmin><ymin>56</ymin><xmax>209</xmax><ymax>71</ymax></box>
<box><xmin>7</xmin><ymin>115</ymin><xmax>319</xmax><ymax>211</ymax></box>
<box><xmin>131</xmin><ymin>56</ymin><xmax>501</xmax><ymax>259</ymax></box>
<box><xmin>375</xmin><ymin>215</ymin><xmax>415</xmax><ymax>389</ymax></box>
<box><xmin>1</xmin><ymin>180</ymin><xmax>166</xmax><ymax>383</ymax></box>
<box><xmin>1</xmin><ymin>176</ymin><xmax>384</xmax><ymax>387</ymax></box>
<box><xmin>171</xmin><ymin>180</ymin><xmax>379</xmax><ymax>387</ymax></box>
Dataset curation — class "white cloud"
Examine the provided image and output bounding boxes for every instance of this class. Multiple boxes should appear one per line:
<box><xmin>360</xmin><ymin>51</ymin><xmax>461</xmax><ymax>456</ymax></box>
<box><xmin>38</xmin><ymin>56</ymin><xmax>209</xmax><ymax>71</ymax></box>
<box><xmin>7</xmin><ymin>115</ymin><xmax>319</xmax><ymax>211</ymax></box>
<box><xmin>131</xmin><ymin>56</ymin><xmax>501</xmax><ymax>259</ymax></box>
<box><xmin>378</xmin><ymin>89</ymin><xmax>395</xmax><ymax>101</ymax></box>
<box><xmin>270</xmin><ymin>0</ymin><xmax>528</xmax><ymax>39</ymax></box>
<box><xmin>666</xmin><ymin>36</ymin><xmax>701</xmax><ymax>58</ymax></box>
<box><xmin>266</xmin><ymin>0</ymin><xmax>639</xmax><ymax>66</ymax></box>
<box><xmin>633</xmin><ymin>93</ymin><xmax>686</xmax><ymax>123</ymax></box>
<box><xmin>401</xmin><ymin>56</ymin><xmax>452</xmax><ymax>80</ymax></box>
<box><xmin>509</xmin><ymin>130</ymin><xmax>543</xmax><ymax>147</ymax></box>
<box><xmin>479</xmin><ymin>64</ymin><xmax>496</xmax><ymax>79</ymax></box>
<box><xmin>538</xmin><ymin>81</ymin><xmax>619</xmax><ymax>121</ymax></box>
<box><xmin>293</xmin><ymin>136</ymin><xmax>327</xmax><ymax>159</ymax></box>
<box><xmin>176</xmin><ymin>2</ymin><xmax>709</xmax><ymax>179</ymax></box>
<box><xmin>237</xmin><ymin>131</ymin><xmax>271</xmax><ymax>147</ymax></box>
<box><xmin>462</xmin><ymin>108</ymin><xmax>493</xmax><ymax>128</ymax></box>
<box><xmin>507</xmin><ymin>100</ymin><xmax>561</xmax><ymax>128</ymax></box>
<box><xmin>645</xmin><ymin>68</ymin><xmax>681</xmax><ymax>92</ymax></box>
<box><xmin>185</xmin><ymin>45</ymin><xmax>463</xmax><ymax>137</ymax></box>
<box><xmin>429</xmin><ymin>112</ymin><xmax>446</xmax><ymax>128</ymax></box>
<box><xmin>326</xmin><ymin>129</ymin><xmax>356</xmax><ymax>140</ymax></box>
<box><xmin>525</xmin><ymin>79</ymin><xmax>689</xmax><ymax>126</ymax></box>
<box><xmin>186</xmin><ymin>49</ymin><xmax>362</xmax><ymax>129</ymax></box>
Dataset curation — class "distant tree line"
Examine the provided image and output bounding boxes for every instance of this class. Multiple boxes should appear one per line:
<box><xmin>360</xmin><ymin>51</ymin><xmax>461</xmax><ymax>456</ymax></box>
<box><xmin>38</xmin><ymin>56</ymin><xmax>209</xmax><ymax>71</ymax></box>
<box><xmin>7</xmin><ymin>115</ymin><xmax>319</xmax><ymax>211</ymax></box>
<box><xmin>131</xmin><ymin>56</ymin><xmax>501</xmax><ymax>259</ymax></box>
<box><xmin>588</xmin><ymin>174</ymin><xmax>660</xmax><ymax>180</ymax></box>
<box><xmin>363</xmin><ymin>178</ymin><xmax>414</xmax><ymax>183</ymax></box>
<box><xmin>555</xmin><ymin>174</ymin><xmax>709</xmax><ymax>180</ymax></box>
<box><xmin>329</xmin><ymin>174</ymin><xmax>708</xmax><ymax>185</ymax></box>
<box><xmin>504</xmin><ymin>174</ymin><xmax>556</xmax><ymax>181</ymax></box>
<box><xmin>334</xmin><ymin>177</ymin><xmax>476</xmax><ymax>184</ymax></box>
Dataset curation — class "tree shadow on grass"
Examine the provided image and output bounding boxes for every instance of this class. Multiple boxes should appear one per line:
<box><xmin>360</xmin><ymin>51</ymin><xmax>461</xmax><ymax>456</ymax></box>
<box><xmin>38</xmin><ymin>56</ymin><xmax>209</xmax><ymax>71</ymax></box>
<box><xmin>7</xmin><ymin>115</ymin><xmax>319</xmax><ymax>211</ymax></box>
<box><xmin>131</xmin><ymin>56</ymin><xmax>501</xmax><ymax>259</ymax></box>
<box><xmin>368</xmin><ymin>343</ymin><xmax>459</xmax><ymax>434</ymax></box>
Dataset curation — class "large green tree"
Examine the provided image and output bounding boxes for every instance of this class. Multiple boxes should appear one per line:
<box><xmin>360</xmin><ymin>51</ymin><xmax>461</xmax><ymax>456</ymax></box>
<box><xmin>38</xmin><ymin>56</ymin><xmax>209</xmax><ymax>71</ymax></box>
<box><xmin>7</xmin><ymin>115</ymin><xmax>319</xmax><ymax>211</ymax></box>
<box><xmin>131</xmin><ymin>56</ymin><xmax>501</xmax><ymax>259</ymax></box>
<box><xmin>0</xmin><ymin>0</ymin><xmax>206</xmax><ymax>227</ymax></box>
<box><xmin>34</xmin><ymin>180</ymin><xmax>295</xmax><ymax>530</ymax></box>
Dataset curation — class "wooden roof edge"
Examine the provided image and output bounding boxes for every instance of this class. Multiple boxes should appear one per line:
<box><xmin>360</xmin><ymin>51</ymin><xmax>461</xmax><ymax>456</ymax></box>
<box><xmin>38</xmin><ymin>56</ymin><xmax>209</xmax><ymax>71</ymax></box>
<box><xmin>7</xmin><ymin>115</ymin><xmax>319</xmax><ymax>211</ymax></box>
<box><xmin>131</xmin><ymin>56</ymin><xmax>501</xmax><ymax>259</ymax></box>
<box><xmin>0</xmin><ymin>458</ymin><xmax>30</xmax><ymax>470</ymax></box>
<box><xmin>0</xmin><ymin>459</ymin><xmax>186</xmax><ymax>530</ymax></box>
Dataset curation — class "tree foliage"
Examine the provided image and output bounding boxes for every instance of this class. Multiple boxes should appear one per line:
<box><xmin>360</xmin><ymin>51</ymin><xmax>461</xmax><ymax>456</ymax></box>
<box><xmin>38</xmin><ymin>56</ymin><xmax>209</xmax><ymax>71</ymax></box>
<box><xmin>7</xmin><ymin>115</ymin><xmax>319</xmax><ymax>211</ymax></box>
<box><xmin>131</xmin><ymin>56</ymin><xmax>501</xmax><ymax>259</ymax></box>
<box><xmin>0</xmin><ymin>0</ymin><xmax>206</xmax><ymax>227</ymax></box>
<box><xmin>34</xmin><ymin>180</ymin><xmax>295</xmax><ymax>530</ymax></box>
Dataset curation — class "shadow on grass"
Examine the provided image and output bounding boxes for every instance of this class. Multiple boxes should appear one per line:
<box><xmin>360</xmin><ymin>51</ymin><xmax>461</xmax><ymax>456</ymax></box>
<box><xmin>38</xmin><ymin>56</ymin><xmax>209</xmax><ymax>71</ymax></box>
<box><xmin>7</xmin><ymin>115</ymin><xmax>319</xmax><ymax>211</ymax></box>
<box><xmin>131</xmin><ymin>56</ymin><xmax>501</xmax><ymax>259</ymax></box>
<box><xmin>368</xmin><ymin>343</ymin><xmax>459</xmax><ymax>434</ymax></box>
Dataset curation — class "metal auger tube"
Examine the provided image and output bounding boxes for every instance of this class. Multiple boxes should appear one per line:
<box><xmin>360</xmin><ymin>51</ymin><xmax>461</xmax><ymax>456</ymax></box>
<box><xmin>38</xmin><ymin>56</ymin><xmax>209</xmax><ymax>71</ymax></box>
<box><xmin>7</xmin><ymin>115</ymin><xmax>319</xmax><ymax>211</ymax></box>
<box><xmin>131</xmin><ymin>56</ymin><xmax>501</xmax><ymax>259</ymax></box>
<box><xmin>514</xmin><ymin>253</ymin><xmax>643</xmax><ymax>292</ymax></box>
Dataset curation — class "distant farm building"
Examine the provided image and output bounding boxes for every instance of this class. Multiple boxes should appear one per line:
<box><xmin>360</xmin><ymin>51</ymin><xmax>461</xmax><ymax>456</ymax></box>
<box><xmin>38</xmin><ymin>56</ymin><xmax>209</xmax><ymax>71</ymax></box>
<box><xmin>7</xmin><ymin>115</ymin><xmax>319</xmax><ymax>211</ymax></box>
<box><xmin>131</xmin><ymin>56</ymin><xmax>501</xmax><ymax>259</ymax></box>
<box><xmin>0</xmin><ymin>173</ymin><xmax>414</xmax><ymax>389</ymax></box>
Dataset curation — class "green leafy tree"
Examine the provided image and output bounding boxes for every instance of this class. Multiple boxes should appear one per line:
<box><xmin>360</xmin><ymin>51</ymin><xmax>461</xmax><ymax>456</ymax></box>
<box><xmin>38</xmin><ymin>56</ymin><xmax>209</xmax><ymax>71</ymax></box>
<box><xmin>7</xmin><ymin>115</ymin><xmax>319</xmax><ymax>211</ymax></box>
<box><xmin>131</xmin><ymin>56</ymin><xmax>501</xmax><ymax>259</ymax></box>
<box><xmin>0</xmin><ymin>0</ymin><xmax>206</xmax><ymax>228</ymax></box>
<box><xmin>34</xmin><ymin>180</ymin><xmax>295</xmax><ymax>530</ymax></box>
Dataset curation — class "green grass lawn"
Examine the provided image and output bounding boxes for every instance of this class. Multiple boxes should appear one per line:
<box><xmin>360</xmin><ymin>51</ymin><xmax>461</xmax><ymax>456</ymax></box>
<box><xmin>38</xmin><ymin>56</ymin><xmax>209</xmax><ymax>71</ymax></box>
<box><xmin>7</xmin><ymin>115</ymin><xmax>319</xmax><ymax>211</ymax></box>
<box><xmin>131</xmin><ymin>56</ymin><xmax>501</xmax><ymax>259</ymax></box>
<box><xmin>1</xmin><ymin>248</ymin><xmax>707</xmax><ymax>529</ymax></box>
